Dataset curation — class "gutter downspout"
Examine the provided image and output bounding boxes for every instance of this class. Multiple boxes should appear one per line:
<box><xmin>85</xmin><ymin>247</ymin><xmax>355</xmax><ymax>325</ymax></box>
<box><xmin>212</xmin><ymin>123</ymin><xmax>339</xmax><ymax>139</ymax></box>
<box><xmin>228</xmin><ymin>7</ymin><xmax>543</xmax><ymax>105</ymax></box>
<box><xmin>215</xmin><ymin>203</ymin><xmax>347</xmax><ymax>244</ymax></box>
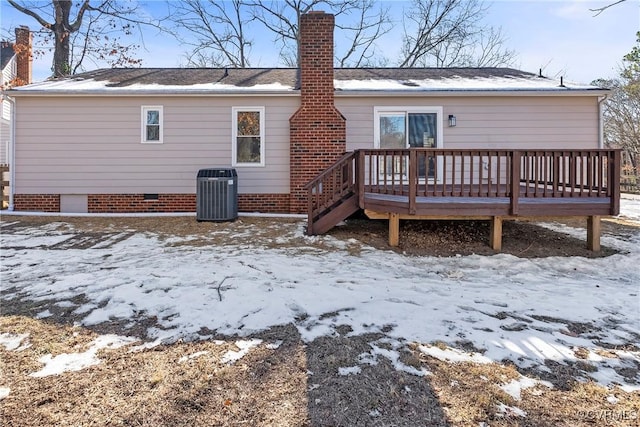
<box><xmin>2</xmin><ymin>93</ymin><xmax>16</xmax><ymax>211</ymax></box>
<box><xmin>598</xmin><ymin>94</ymin><xmax>609</xmax><ymax>149</ymax></box>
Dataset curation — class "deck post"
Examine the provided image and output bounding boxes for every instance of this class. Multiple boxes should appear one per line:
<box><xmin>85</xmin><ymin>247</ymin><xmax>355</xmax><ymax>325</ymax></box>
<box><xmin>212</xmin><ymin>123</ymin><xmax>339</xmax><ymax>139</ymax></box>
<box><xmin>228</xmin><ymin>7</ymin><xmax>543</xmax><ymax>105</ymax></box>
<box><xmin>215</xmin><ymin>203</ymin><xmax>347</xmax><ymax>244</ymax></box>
<box><xmin>490</xmin><ymin>216</ymin><xmax>503</xmax><ymax>251</ymax></box>
<box><xmin>358</xmin><ymin>150</ymin><xmax>365</xmax><ymax>208</ymax></box>
<box><xmin>610</xmin><ymin>150</ymin><xmax>621</xmax><ymax>216</ymax></box>
<box><xmin>389</xmin><ymin>213</ymin><xmax>400</xmax><ymax>247</ymax></box>
<box><xmin>587</xmin><ymin>215</ymin><xmax>601</xmax><ymax>251</ymax></box>
<box><xmin>510</xmin><ymin>151</ymin><xmax>520</xmax><ymax>215</ymax></box>
<box><xmin>306</xmin><ymin>184</ymin><xmax>314</xmax><ymax>235</ymax></box>
<box><xmin>409</xmin><ymin>150</ymin><xmax>417</xmax><ymax>214</ymax></box>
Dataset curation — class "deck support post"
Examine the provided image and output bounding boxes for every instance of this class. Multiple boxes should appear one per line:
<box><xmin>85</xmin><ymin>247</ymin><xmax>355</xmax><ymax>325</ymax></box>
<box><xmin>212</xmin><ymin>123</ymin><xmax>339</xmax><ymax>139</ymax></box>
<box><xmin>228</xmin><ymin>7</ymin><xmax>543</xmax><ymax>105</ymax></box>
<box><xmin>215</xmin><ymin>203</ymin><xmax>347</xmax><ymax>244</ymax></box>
<box><xmin>587</xmin><ymin>215</ymin><xmax>601</xmax><ymax>251</ymax></box>
<box><xmin>389</xmin><ymin>213</ymin><xmax>400</xmax><ymax>247</ymax></box>
<box><xmin>490</xmin><ymin>216</ymin><xmax>503</xmax><ymax>251</ymax></box>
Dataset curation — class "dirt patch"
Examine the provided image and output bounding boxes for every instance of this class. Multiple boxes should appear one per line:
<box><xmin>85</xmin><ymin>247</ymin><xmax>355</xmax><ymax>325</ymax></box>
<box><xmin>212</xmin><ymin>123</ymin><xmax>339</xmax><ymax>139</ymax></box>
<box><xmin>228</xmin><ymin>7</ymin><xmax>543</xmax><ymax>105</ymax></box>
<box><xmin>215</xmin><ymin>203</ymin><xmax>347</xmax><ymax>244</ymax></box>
<box><xmin>329</xmin><ymin>213</ymin><xmax>632</xmax><ymax>258</ymax></box>
<box><xmin>3</xmin><ymin>212</ymin><xmax>636</xmax><ymax>258</ymax></box>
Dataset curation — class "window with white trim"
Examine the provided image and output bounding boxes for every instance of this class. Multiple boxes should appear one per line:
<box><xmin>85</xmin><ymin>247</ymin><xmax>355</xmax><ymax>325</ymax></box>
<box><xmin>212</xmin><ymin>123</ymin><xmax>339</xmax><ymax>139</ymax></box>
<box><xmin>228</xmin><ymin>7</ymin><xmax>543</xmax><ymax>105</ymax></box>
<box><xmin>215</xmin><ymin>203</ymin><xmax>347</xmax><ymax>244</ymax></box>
<box><xmin>142</xmin><ymin>106</ymin><xmax>163</xmax><ymax>143</ymax></box>
<box><xmin>232</xmin><ymin>106</ymin><xmax>265</xmax><ymax>166</ymax></box>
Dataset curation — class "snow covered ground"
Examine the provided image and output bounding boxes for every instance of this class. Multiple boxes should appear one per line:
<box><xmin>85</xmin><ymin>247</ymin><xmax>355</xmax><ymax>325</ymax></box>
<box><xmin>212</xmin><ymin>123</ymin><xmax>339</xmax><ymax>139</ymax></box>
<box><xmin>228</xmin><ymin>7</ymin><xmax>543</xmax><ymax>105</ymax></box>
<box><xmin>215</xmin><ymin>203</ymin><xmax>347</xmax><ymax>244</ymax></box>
<box><xmin>1</xmin><ymin>195</ymin><xmax>639</xmax><ymax>392</ymax></box>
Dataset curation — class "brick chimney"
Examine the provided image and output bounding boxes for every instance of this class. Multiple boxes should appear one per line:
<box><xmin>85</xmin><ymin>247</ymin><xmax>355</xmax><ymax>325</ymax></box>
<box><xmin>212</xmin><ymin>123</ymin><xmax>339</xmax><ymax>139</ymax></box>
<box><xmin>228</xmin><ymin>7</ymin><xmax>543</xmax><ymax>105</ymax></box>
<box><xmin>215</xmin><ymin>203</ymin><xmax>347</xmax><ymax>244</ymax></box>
<box><xmin>14</xmin><ymin>26</ymin><xmax>32</xmax><ymax>86</ymax></box>
<box><xmin>289</xmin><ymin>11</ymin><xmax>346</xmax><ymax>214</ymax></box>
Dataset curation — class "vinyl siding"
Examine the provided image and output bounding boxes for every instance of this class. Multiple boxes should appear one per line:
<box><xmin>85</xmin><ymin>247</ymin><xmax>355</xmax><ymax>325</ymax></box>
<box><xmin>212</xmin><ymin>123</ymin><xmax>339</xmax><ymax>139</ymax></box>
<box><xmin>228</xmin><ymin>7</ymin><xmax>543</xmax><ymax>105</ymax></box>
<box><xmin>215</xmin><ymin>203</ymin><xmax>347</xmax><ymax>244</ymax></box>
<box><xmin>14</xmin><ymin>96</ymin><xmax>296</xmax><ymax>194</ymax></box>
<box><xmin>14</xmin><ymin>93</ymin><xmax>601</xmax><ymax>196</ymax></box>
<box><xmin>337</xmin><ymin>95</ymin><xmax>600</xmax><ymax>151</ymax></box>
<box><xmin>2</xmin><ymin>58</ymin><xmax>16</xmax><ymax>121</ymax></box>
<box><xmin>2</xmin><ymin>59</ymin><xmax>16</xmax><ymax>165</ymax></box>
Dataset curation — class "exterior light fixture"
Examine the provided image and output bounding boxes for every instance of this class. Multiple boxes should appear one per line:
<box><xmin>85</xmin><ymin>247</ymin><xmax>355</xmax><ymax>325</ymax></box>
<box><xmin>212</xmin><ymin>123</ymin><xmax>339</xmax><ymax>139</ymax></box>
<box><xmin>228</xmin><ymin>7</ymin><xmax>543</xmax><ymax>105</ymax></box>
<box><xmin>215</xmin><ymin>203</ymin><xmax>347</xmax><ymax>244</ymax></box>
<box><xmin>448</xmin><ymin>115</ymin><xmax>457</xmax><ymax>127</ymax></box>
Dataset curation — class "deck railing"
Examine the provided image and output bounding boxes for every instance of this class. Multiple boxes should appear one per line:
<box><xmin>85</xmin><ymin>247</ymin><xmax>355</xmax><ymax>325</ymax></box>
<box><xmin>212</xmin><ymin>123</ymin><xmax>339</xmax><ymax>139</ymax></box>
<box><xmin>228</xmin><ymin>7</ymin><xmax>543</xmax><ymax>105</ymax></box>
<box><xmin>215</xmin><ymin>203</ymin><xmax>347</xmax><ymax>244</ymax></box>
<box><xmin>305</xmin><ymin>149</ymin><xmax>620</xmax><ymax>233</ymax></box>
<box><xmin>357</xmin><ymin>148</ymin><xmax>620</xmax><ymax>215</ymax></box>
<box><xmin>304</xmin><ymin>151</ymin><xmax>358</xmax><ymax>223</ymax></box>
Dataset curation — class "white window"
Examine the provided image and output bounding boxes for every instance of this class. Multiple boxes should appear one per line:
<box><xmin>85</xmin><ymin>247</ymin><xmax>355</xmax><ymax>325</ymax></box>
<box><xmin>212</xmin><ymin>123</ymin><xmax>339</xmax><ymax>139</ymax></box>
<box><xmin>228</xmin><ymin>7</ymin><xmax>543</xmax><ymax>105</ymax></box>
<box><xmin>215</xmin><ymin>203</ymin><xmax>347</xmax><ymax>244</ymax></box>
<box><xmin>232</xmin><ymin>107</ymin><xmax>265</xmax><ymax>167</ymax></box>
<box><xmin>141</xmin><ymin>106</ymin><xmax>163</xmax><ymax>143</ymax></box>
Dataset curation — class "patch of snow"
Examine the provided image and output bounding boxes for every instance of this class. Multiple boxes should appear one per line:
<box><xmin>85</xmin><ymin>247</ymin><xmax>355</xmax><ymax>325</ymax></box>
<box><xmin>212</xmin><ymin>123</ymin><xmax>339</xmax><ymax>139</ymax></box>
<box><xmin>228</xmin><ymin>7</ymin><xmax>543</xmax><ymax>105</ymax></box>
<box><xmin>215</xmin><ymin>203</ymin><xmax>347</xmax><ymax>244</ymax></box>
<box><xmin>500</xmin><ymin>376</ymin><xmax>553</xmax><ymax>401</ymax></box>
<box><xmin>35</xmin><ymin>310</ymin><xmax>53</xmax><ymax>319</ymax></box>
<box><xmin>220</xmin><ymin>339</ymin><xmax>262</xmax><ymax>365</ymax></box>
<box><xmin>0</xmin><ymin>388</ymin><xmax>10</xmax><ymax>400</ymax></box>
<box><xmin>265</xmin><ymin>340</ymin><xmax>283</xmax><ymax>350</ymax></box>
<box><xmin>496</xmin><ymin>403</ymin><xmax>527</xmax><ymax>418</ymax></box>
<box><xmin>362</xmin><ymin>340</ymin><xmax>430</xmax><ymax>377</ymax></box>
<box><xmin>129</xmin><ymin>339</ymin><xmax>163</xmax><ymax>352</ymax></box>
<box><xmin>178</xmin><ymin>351</ymin><xmax>209</xmax><ymax>363</ymax></box>
<box><xmin>338</xmin><ymin>366</ymin><xmax>361</xmax><ymax>376</ymax></box>
<box><xmin>29</xmin><ymin>335</ymin><xmax>137</xmax><ymax>377</ymax></box>
<box><xmin>587</xmin><ymin>360</ymin><xmax>640</xmax><ymax>393</ymax></box>
<box><xmin>334</xmin><ymin>76</ymin><xmax>596</xmax><ymax>92</ymax></box>
<box><xmin>619</xmin><ymin>194</ymin><xmax>640</xmax><ymax>222</ymax></box>
<box><xmin>0</xmin><ymin>333</ymin><xmax>30</xmax><ymax>351</ymax></box>
<box><xmin>1</xmin><ymin>234</ymin><xmax>73</xmax><ymax>248</ymax></box>
<box><xmin>73</xmin><ymin>304</ymin><xmax>98</xmax><ymax>315</ymax></box>
<box><xmin>15</xmin><ymin>79</ymin><xmax>294</xmax><ymax>93</ymax></box>
<box><xmin>418</xmin><ymin>344</ymin><xmax>492</xmax><ymax>365</ymax></box>
<box><xmin>607</xmin><ymin>394</ymin><xmax>619</xmax><ymax>404</ymax></box>
<box><xmin>55</xmin><ymin>300</ymin><xmax>76</xmax><ymax>308</ymax></box>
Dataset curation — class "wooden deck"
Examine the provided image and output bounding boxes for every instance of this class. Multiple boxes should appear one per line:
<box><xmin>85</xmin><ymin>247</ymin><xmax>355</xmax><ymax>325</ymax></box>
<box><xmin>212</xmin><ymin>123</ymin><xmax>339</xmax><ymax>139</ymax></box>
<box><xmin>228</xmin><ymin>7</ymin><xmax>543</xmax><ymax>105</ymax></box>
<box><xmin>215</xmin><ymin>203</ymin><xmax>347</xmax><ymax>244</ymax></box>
<box><xmin>304</xmin><ymin>149</ymin><xmax>621</xmax><ymax>251</ymax></box>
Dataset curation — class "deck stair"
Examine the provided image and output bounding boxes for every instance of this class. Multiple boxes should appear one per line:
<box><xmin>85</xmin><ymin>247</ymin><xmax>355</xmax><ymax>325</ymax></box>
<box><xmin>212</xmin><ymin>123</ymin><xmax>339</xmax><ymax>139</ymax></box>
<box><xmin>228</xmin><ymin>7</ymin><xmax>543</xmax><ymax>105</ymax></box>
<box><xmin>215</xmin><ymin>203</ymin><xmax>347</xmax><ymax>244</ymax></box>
<box><xmin>304</xmin><ymin>152</ymin><xmax>360</xmax><ymax>235</ymax></box>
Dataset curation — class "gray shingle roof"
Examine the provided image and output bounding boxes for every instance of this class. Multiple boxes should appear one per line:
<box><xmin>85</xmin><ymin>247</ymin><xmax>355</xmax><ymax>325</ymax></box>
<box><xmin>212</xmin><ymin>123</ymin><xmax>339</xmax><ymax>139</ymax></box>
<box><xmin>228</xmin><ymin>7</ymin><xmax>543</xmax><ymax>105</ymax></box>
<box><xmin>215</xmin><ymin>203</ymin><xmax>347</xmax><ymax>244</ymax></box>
<box><xmin>11</xmin><ymin>67</ymin><xmax>606</xmax><ymax>93</ymax></box>
<box><xmin>74</xmin><ymin>67</ymin><xmax>298</xmax><ymax>88</ymax></box>
<box><xmin>1</xmin><ymin>44</ymin><xmax>16</xmax><ymax>71</ymax></box>
<box><xmin>30</xmin><ymin>67</ymin><xmax>541</xmax><ymax>88</ymax></box>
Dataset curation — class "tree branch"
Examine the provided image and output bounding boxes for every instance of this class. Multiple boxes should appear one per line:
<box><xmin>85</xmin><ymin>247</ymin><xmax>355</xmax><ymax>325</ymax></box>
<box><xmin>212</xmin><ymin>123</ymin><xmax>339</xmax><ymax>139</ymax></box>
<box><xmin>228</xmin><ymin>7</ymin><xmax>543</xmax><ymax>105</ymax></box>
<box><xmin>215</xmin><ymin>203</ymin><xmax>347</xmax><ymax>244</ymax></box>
<box><xmin>7</xmin><ymin>0</ymin><xmax>52</xmax><ymax>28</ymax></box>
<box><xmin>590</xmin><ymin>0</ymin><xmax>627</xmax><ymax>16</ymax></box>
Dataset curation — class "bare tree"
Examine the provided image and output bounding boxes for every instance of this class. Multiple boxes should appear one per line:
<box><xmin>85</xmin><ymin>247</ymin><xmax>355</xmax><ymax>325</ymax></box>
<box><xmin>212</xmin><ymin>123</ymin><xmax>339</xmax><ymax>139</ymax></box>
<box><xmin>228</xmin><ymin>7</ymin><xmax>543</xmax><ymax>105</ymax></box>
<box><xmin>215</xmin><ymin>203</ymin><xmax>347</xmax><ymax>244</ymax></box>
<box><xmin>468</xmin><ymin>27</ymin><xmax>517</xmax><ymax>67</ymax></box>
<box><xmin>334</xmin><ymin>0</ymin><xmax>392</xmax><ymax>67</ymax></box>
<box><xmin>590</xmin><ymin>0</ymin><xmax>628</xmax><ymax>16</ymax></box>
<box><xmin>596</xmin><ymin>32</ymin><xmax>640</xmax><ymax>189</ymax></box>
<box><xmin>399</xmin><ymin>0</ymin><xmax>515</xmax><ymax>68</ymax></box>
<box><xmin>168</xmin><ymin>0</ymin><xmax>253</xmax><ymax>68</ymax></box>
<box><xmin>7</xmin><ymin>0</ymin><xmax>161</xmax><ymax>77</ymax></box>
<box><xmin>175</xmin><ymin>0</ymin><xmax>391</xmax><ymax>67</ymax></box>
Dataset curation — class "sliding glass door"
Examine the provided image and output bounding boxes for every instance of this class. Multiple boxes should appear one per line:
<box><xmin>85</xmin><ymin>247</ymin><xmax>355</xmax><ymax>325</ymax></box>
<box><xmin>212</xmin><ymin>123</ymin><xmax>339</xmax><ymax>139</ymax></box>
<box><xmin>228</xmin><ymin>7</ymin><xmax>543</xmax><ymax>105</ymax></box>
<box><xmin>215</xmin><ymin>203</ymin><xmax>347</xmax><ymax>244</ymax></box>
<box><xmin>375</xmin><ymin>107</ymin><xmax>443</xmax><ymax>181</ymax></box>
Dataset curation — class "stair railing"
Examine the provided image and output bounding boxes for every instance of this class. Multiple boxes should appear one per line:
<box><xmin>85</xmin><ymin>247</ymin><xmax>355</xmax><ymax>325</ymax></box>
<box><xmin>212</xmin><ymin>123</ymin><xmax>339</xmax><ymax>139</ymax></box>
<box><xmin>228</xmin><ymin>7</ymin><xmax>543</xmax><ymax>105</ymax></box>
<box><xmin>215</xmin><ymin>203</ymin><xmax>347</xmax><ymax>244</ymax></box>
<box><xmin>304</xmin><ymin>152</ymin><xmax>358</xmax><ymax>234</ymax></box>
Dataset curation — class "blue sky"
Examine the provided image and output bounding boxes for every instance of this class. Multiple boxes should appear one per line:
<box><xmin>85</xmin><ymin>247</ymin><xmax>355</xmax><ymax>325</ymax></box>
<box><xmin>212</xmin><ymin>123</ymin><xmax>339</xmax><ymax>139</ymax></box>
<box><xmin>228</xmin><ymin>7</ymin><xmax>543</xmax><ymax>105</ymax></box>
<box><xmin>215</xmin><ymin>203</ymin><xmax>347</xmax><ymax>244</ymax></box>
<box><xmin>1</xmin><ymin>0</ymin><xmax>638</xmax><ymax>83</ymax></box>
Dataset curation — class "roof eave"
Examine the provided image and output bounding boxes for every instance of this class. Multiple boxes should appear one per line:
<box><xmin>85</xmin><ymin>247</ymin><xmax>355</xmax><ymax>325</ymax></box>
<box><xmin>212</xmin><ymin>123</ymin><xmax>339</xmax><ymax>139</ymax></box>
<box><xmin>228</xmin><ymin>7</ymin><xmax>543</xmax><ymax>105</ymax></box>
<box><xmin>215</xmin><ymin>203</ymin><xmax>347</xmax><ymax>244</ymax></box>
<box><xmin>7</xmin><ymin>87</ymin><xmax>610</xmax><ymax>97</ymax></box>
<box><xmin>335</xmin><ymin>88</ymin><xmax>610</xmax><ymax>97</ymax></box>
<box><xmin>7</xmin><ymin>89</ymin><xmax>300</xmax><ymax>97</ymax></box>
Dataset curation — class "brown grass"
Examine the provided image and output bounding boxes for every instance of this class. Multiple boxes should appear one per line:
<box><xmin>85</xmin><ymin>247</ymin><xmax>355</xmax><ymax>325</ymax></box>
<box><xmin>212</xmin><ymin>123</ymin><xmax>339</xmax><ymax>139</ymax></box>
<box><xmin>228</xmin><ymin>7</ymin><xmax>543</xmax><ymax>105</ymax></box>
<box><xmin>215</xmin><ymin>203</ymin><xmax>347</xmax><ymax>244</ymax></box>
<box><xmin>1</xmin><ymin>315</ymin><xmax>639</xmax><ymax>427</ymax></box>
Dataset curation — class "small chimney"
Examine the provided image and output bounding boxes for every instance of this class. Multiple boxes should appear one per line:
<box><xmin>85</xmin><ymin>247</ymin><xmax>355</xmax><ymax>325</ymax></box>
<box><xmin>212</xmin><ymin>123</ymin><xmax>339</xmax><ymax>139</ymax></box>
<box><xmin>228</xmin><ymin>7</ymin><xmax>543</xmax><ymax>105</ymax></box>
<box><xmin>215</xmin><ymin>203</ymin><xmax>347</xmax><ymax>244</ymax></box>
<box><xmin>14</xmin><ymin>26</ymin><xmax>32</xmax><ymax>86</ymax></box>
<box><xmin>288</xmin><ymin>11</ymin><xmax>346</xmax><ymax>214</ymax></box>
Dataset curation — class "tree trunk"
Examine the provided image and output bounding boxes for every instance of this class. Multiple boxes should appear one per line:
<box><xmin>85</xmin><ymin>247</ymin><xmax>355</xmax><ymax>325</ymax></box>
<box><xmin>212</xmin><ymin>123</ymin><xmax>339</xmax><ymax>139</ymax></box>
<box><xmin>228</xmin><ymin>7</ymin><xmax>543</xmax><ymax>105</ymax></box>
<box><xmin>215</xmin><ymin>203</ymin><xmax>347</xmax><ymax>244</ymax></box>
<box><xmin>52</xmin><ymin>0</ymin><xmax>72</xmax><ymax>77</ymax></box>
<box><xmin>52</xmin><ymin>27</ymin><xmax>71</xmax><ymax>77</ymax></box>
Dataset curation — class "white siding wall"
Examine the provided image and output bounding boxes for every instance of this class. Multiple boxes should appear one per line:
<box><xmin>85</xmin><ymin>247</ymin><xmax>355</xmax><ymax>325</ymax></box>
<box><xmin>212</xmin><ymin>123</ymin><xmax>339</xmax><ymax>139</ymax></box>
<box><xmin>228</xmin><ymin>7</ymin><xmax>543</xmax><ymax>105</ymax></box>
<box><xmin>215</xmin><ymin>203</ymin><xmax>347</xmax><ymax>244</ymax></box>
<box><xmin>337</xmin><ymin>95</ymin><xmax>600</xmax><ymax>151</ymax></box>
<box><xmin>14</xmin><ymin>96</ymin><xmax>297</xmax><ymax>194</ymax></box>
<box><xmin>2</xmin><ymin>58</ymin><xmax>16</xmax><ymax>121</ymax></box>
<box><xmin>0</xmin><ymin>120</ymin><xmax>9</xmax><ymax>165</ymax></box>
<box><xmin>2</xmin><ymin>59</ymin><xmax>17</xmax><ymax>165</ymax></box>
